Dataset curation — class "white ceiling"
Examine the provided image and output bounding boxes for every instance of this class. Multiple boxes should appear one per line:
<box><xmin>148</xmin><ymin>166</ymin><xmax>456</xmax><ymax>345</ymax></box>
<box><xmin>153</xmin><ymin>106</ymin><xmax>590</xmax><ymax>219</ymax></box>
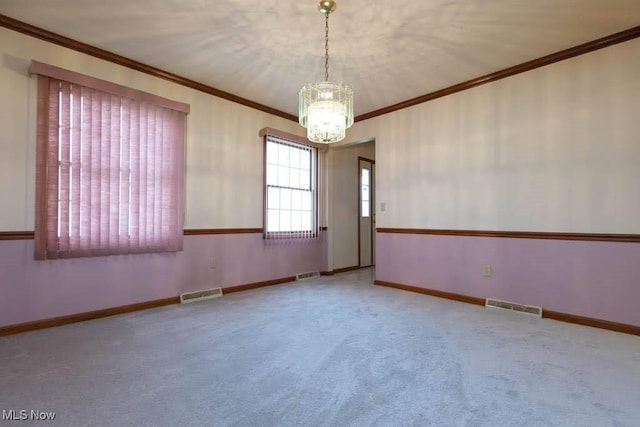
<box><xmin>1</xmin><ymin>0</ymin><xmax>639</xmax><ymax>118</ymax></box>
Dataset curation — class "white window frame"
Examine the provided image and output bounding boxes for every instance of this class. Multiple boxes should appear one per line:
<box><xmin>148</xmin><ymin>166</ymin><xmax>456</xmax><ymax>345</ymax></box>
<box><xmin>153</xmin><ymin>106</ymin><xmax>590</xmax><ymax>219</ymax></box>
<box><xmin>263</xmin><ymin>134</ymin><xmax>318</xmax><ymax>239</ymax></box>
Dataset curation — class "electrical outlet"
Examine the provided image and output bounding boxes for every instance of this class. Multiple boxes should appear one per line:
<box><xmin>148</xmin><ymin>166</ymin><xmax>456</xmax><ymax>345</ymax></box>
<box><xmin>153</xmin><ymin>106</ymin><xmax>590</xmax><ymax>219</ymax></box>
<box><xmin>483</xmin><ymin>264</ymin><xmax>492</xmax><ymax>277</ymax></box>
<box><xmin>210</xmin><ymin>257</ymin><xmax>217</xmax><ymax>269</ymax></box>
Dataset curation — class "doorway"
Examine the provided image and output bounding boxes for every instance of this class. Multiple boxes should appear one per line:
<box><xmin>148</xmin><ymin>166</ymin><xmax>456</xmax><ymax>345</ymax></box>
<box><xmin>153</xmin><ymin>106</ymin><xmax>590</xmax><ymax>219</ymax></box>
<box><xmin>358</xmin><ymin>157</ymin><xmax>375</xmax><ymax>267</ymax></box>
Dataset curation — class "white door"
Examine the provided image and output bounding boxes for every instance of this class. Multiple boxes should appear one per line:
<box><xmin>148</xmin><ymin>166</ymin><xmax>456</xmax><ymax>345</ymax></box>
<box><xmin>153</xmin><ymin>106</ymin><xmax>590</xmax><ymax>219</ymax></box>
<box><xmin>359</xmin><ymin>158</ymin><xmax>375</xmax><ymax>267</ymax></box>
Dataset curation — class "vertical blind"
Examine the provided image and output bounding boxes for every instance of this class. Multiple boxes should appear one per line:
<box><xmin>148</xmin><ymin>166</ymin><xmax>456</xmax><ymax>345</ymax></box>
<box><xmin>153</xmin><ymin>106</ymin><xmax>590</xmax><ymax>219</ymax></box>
<box><xmin>33</xmin><ymin>62</ymin><xmax>188</xmax><ymax>259</ymax></box>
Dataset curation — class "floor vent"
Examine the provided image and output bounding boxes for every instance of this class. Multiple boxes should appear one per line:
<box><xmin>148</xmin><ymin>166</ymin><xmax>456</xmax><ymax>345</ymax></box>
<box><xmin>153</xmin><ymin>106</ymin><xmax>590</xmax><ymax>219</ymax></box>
<box><xmin>180</xmin><ymin>288</ymin><xmax>223</xmax><ymax>304</ymax></box>
<box><xmin>296</xmin><ymin>271</ymin><xmax>320</xmax><ymax>281</ymax></box>
<box><xmin>485</xmin><ymin>298</ymin><xmax>542</xmax><ymax>317</ymax></box>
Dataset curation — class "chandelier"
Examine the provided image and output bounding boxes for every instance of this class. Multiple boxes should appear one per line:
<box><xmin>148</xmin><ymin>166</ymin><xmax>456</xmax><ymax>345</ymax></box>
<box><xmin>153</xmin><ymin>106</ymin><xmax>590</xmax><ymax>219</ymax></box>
<box><xmin>299</xmin><ymin>0</ymin><xmax>354</xmax><ymax>143</ymax></box>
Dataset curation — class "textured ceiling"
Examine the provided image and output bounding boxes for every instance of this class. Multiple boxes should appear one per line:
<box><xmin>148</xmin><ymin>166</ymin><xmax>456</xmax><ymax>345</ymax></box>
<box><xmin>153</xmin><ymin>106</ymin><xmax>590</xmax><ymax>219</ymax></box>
<box><xmin>1</xmin><ymin>0</ymin><xmax>639</xmax><ymax>118</ymax></box>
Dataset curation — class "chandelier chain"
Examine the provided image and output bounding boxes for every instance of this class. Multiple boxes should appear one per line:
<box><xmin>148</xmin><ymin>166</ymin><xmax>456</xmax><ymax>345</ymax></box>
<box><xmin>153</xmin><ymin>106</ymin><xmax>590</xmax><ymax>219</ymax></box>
<box><xmin>324</xmin><ymin>12</ymin><xmax>330</xmax><ymax>81</ymax></box>
<box><xmin>298</xmin><ymin>1</ymin><xmax>353</xmax><ymax>144</ymax></box>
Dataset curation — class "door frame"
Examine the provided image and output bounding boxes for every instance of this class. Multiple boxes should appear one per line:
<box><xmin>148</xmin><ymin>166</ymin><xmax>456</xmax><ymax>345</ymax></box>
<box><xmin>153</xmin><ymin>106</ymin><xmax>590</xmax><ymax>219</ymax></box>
<box><xmin>357</xmin><ymin>156</ymin><xmax>375</xmax><ymax>267</ymax></box>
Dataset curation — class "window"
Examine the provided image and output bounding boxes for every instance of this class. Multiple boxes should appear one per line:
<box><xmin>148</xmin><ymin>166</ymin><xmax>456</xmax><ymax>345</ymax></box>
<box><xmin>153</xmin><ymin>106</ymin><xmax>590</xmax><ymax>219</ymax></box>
<box><xmin>361</xmin><ymin>167</ymin><xmax>370</xmax><ymax>218</ymax></box>
<box><xmin>32</xmin><ymin>61</ymin><xmax>189</xmax><ymax>259</ymax></box>
<box><xmin>264</xmin><ymin>134</ymin><xmax>317</xmax><ymax>239</ymax></box>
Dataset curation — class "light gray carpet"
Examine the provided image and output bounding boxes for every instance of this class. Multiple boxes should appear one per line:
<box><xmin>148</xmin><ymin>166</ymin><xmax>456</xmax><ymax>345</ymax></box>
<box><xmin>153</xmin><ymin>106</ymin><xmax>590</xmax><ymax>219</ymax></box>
<box><xmin>1</xmin><ymin>268</ymin><xmax>639</xmax><ymax>426</ymax></box>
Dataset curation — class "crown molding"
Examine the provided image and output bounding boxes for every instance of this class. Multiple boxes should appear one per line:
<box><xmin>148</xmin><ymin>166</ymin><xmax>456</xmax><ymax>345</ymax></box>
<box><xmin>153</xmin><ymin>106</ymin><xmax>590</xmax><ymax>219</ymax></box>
<box><xmin>355</xmin><ymin>25</ymin><xmax>640</xmax><ymax>122</ymax></box>
<box><xmin>2</xmin><ymin>14</ymin><xmax>639</xmax><ymax>126</ymax></box>
<box><xmin>0</xmin><ymin>14</ymin><xmax>297</xmax><ymax>122</ymax></box>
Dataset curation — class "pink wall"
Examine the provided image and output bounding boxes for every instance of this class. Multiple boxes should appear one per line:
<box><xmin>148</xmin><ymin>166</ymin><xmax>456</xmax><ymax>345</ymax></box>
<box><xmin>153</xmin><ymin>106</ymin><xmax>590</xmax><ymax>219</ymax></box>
<box><xmin>376</xmin><ymin>232</ymin><xmax>640</xmax><ymax>327</ymax></box>
<box><xmin>0</xmin><ymin>233</ymin><xmax>327</xmax><ymax>327</ymax></box>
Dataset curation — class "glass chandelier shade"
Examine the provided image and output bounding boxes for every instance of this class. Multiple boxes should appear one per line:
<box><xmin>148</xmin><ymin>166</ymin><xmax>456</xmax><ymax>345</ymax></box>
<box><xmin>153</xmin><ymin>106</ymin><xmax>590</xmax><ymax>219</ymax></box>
<box><xmin>299</xmin><ymin>1</ymin><xmax>354</xmax><ymax>144</ymax></box>
<box><xmin>299</xmin><ymin>81</ymin><xmax>353</xmax><ymax>143</ymax></box>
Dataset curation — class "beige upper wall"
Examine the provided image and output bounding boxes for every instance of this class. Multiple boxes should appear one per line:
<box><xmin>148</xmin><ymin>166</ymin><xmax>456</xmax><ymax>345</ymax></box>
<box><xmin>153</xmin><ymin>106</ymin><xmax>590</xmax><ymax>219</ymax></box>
<box><xmin>348</xmin><ymin>37</ymin><xmax>640</xmax><ymax>234</ymax></box>
<box><xmin>0</xmin><ymin>27</ymin><xmax>304</xmax><ymax>231</ymax></box>
<box><xmin>3</xmin><ymin>27</ymin><xmax>639</xmax><ymax>236</ymax></box>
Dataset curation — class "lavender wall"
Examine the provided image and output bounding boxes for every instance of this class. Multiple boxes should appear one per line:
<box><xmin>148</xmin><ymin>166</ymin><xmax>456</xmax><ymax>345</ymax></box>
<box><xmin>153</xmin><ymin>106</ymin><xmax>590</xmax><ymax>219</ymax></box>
<box><xmin>376</xmin><ymin>232</ymin><xmax>640</xmax><ymax>327</ymax></box>
<box><xmin>0</xmin><ymin>29</ymin><xmax>327</xmax><ymax>330</ymax></box>
<box><xmin>0</xmin><ymin>233</ymin><xmax>326</xmax><ymax>328</ymax></box>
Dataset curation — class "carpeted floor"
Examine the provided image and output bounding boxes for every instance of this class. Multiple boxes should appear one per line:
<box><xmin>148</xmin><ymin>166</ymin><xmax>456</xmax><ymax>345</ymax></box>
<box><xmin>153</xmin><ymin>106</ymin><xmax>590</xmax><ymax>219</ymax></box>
<box><xmin>1</xmin><ymin>268</ymin><xmax>639</xmax><ymax>426</ymax></box>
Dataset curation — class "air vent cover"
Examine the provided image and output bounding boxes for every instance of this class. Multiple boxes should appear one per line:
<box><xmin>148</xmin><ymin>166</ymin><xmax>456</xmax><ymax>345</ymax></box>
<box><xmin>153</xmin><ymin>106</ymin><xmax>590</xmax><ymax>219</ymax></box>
<box><xmin>180</xmin><ymin>288</ymin><xmax>222</xmax><ymax>304</ymax></box>
<box><xmin>486</xmin><ymin>298</ymin><xmax>542</xmax><ymax>317</ymax></box>
<box><xmin>296</xmin><ymin>271</ymin><xmax>320</xmax><ymax>280</ymax></box>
